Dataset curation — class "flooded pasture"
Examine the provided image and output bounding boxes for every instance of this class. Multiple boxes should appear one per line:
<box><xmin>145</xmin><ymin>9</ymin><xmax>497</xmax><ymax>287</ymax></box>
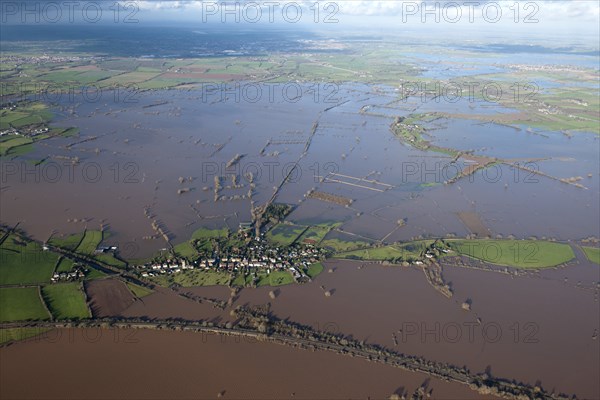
<box><xmin>1</xmin><ymin>85</ymin><xmax>597</xmax><ymax>257</ymax></box>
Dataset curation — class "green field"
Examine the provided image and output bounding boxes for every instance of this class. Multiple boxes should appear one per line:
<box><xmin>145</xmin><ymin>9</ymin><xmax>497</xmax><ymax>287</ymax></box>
<box><xmin>297</xmin><ymin>223</ymin><xmax>341</xmax><ymax>245</ymax></box>
<box><xmin>84</xmin><ymin>268</ymin><xmax>106</xmax><ymax>281</ymax></box>
<box><xmin>266</xmin><ymin>224</ymin><xmax>306</xmax><ymax>246</ymax></box>
<box><xmin>0</xmin><ymin>328</ymin><xmax>51</xmax><ymax>345</ymax></box>
<box><xmin>449</xmin><ymin>240</ymin><xmax>575</xmax><ymax>268</ymax></box>
<box><xmin>581</xmin><ymin>246</ymin><xmax>600</xmax><ymax>265</ymax></box>
<box><xmin>126</xmin><ymin>282</ymin><xmax>153</xmax><ymax>298</ymax></box>
<box><xmin>320</xmin><ymin>238</ymin><xmax>371</xmax><ymax>252</ymax></box>
<box><xmin>0</xmin><ymin>287</ymin><xmax>50</xmax><ymax>322</ymax></box>
<box><xmin>335</xmin><ymin>241</ymin><xmax>431</xmax><ymax>262</ymax></box>
<box><xmin>231</xmin><ymin>272</ymin><xmax>255</xmax><ymax>287</ymax></box>
<box><xmin>75</xmin><ymin>230</ymin><xmax>103</xmax><ymax>255</ymax></box>
<box><xmin>153</xmin><ymin>270</ymin><xmax>231</xmax><ymax>287</ymax></box>
<box><xmin>0</xmin><ymin>136</ymin><xmax>33</xmax><ymax>156</ymax></box>
<box><xmin>336</xmin><ymin>246</ymin><xmax>404</xmax><ymax>261</ymax></box>
<box><xmin>257</xmin><ymin>270</ymin><xmax>295</xmax><ymax>287</ymax></box>
<box><xmin>94</xmin><ymin>252</ymin><xmax>126</xmax><ymax>268</ymax></box>
<box><xmin>49</xmin><ymin>232</ymin><xmax>84</xmax><ymax>251</ymax></box>
<box><xmin>55</xmin><ymin>257</ymin><xmax>75</xmax><ymax>273</ymax></box>
<box><xmin>174</xmin><ymin>227</ymin><xmax>229</xmax><ymax>257</ymax></box>
<box><xmin>0</xmin><ymin>235</ymin><xmax>58</xmax><ymax>285</ymax></box>
<box><xmin>306</xmin><ymin>262</ymin><xmax>324</xmax><ymax>279</ymax></box>
<box><xmin>41</xmin><ymin>283</ymin><xmax>90</xmax><ymax>320</ymax></box>
<box><xmin>191</xmin><ymin>227</ymin><xmax>228</xmax><ymax>241</ymax></box>
<box><xmin>173</xmin><ymin>241</ymin><xmax>198</xmax><ymax>258</ymax></box>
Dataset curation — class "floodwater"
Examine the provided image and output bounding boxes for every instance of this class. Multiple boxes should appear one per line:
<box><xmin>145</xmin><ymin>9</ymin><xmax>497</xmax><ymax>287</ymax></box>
<box><xmin>1</xmin><ymin>81</ymin><xmax>599</xmax><ymax>399</ymax></box>
<box><xmin>0</xmin><ymin>328</ymin><xmax>495</xmax><ymax>400</ymax></box>
<box><xmin>118</xmin><ymin>255</ymin><xmax>599</xmax><ymax>398</ymax></box>
<box><xmin>1</xmin><ymin>84</ymin><xmax>597</xmax><ymax>258</ymax></box>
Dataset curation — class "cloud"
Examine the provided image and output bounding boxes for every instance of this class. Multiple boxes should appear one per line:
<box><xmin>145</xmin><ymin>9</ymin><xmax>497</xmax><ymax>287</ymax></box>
<box><xmin>134</xmin><ymin>0</ymin><xmax>599</xmax><ymax>27</ymax></box>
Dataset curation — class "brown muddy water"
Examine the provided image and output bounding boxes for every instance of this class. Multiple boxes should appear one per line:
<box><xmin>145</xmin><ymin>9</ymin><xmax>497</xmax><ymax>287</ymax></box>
<box><xmin>0</xmin><ymin>328</ymin><xmax>494</xmax><ymax>400</ymax></box>
<box><xmin>1</xmin><ymin>86</ymin><xmax>597</xmax><ymax>258</ymax></box>
<box><xmin>1</xmin><ymin>85</ymin><xmax>598</xmax><ymax>398</ymax></box>
<box><xmin>119</xmin><ymin>257</ymin><xmax>599</xmax><ymax>399</ymax></box>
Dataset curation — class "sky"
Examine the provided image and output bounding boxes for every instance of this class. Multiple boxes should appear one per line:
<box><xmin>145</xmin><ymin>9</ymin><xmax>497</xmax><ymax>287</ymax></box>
<box><xmin>1</xmin><ymin>0</ymin><xmax>599</xmax><ymax>41</ymax></box>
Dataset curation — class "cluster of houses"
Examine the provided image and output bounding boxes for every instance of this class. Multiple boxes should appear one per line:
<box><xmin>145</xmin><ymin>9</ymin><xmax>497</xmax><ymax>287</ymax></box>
<box><xmin>2</xmin><ymin>54</ymin><xmax>92</xmax><ymax>66</ymax></box>
<box><xmin>135</xmin><ymin>235</ymin><xmax>325</xmax><ymax>280</ymax></box>
<box><xmin>95</xmin><ymin>245</ymin><xmax>118</xmax><ymax>254</ymax></box>
<box><xmin>51</xmin><ymin>267</ymin><xmax>85</xmax><ymax>283</ymax></box>
<box><xmin>419</xmin><ymin>246</ymin><xmax>453</xmax><ymax>264</ymax></box>
<box><xmin>0</xmin><ymin>126</ymin><xmax>49</xmax><ymax>137</ymax></box>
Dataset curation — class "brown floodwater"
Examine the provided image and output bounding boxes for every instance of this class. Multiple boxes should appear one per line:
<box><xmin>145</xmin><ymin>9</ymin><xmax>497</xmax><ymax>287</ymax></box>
<box><xmin>1</xmin><ymin>86</ymin><xmax>597</xmax><ymax>258</ymax></box>
<box><xmin>1</xmin><ymin>85</ymin><xmax>598</xmax><ymax>399</ymax></box>
<box><xmin>169</xmin><ymin>257</ymin><xmax>599</xmax><ymax>399</ymax></box>
<box><xmin>0</xmin><ymin>328</ymin><xmax>495</xmax><ymax>400</ymax></box>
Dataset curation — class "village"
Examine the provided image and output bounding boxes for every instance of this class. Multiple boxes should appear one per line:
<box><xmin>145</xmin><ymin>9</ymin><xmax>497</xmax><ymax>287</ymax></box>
<box><xmin>0</xmin><ymin>125</ymin><xmax>49</xmax><ymax>137</ymax></box>
<box><xmin>134</xmin><ymin>231</ymin><xmax>327</xmax><ymax>282</ymax></box>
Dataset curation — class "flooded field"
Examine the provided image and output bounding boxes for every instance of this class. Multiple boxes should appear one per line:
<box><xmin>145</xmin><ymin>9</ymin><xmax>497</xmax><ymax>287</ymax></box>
<box><xmin>1</xmin><ymin>28</ymin><xmax>598</xmax><ymax>398</ymax></box>
<box><xmin>1</xmin><ymin>85</ymin><xmax>598</xmax><ymax>259</ymax></box>
<box><xmin>0</xmin><ymin>328</ymin><xmax>496</xmax><ymax>400</ymax></box>
<box><xmin>102</xmin><ymin>252</ymin><xmax>600</xmax><ymax>398</ymax></box>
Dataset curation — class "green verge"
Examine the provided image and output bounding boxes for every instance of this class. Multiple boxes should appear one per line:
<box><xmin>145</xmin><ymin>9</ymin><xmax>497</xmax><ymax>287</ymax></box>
<box><xmin>0</xmin><ymin>287</ymin><xmax>50</xmax><ymax>322</ymax></box>
<box><xmin>41</xmin><ymin>283</ymin><xmax>90</xmax><ymax>320</ymax></box>
<box><xmin>581</xmin><ymin>246</ymin><xmax>600</xmax><ymax>265</ymax></box>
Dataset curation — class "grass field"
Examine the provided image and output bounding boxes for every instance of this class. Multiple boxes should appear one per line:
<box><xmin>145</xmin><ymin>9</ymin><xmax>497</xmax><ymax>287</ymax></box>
<box><xmin>153</xmin><ymin>270</ymin><xmax>231</xmax><ymax>287</ymax></box>
<box><xmin>581</xmin><ymin>246</ymin><xmax>600</xmax><ymax>265</ymax></box>
<box><xmin>448</xmin><ymin>240</ymin><xmax>575</xmax><ymax>268</ymax></box>
<box><xmin>173</xmin><ymin>241</ymin><xmax>198</xmax><ymax>258</ymax></box>
<box><xmin>49</xmin><ymin>232</ymin><xmax>84</xmax><ymax>251</ymax></box>
<box><xmin>0</xmin><ymin>287</ymin><xmax>50</xmax><ymax>322</ymax></box>
<box><xmin>231</xmin><ymin>273</ymin><xmax>254</xmax><ymax>287</ymax></box>
<box><xmin>84</xmin><ymin>267</ymin><xmax>106</xmax><ymax>280</ymax></box>
<box><xmin>94</xmin><ymin>252</ymin><xmax>126</xmax><ymax>268</ymax></box>
<box><xmin>174</xmin><ymin>227</ymin><xmax>229</xmax><ymax>257</ymax></box>
<box><xmin>297</xmin><ymin>223</ymin><xmax>341</xmax><ymax>245</ymax></box>
<box><xmin>41</xmin><ymin>283</ymin><xmax>90</xmax><ymax>320</ymax></box>
<box><xmin>55</xmin><ymin>257</ymin><xmax>75</xmax><ymax>273</ymax></box>
<box><xmin>335</xmin><ymin>242</ymin><xmax>429</xmax><ymax>262</ymax></box>
<box><xmin>126</xmin><ymin>282</ymin><xmax>153</xmax><ymax>298</ymax></box>
<box><xmin>191</xmin><ymin>227</ymin><xmax>228</xmax><ymax>241</ymax></box>
<box><xmin>306</xmin><ymin>262</ymin><xmax>324</xmax><ymax>279</ymax></box>
<box><xmin>257</xmin><ymin>270</ymin><xmax>295</xmax><ymax>287</ymax></box>
<box><xmin>266</xmin><ymin>224</ymin><xmax>306</xmax><ymax>246</ymax></box>
<box><xmin>0</xmin><ymin>136</ymin><xmax>33</xmax><ymax>156</ymax></box>
<box><xmin>0</xmin><ymin>328</ymin><xmax>51</xmax><ymax>345</ymax></box>
<box><xmin>75</xmin><ymin>230</ymin><xmax>103</xmax><ymax>255</ymax></box>
<box><xmin>0</xmin><ymin>235</ymin><xmax>58</xmax><ymax>285</ymax></box>
<box><xmin>336</xmin><ymin>246</ymin><xmax>402</xmax><ymax>260</ymax></box>
<box><xmin>320</xmin><ymin>238</ymin><xmax>371</xmax><ymax>252</ymax></box>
